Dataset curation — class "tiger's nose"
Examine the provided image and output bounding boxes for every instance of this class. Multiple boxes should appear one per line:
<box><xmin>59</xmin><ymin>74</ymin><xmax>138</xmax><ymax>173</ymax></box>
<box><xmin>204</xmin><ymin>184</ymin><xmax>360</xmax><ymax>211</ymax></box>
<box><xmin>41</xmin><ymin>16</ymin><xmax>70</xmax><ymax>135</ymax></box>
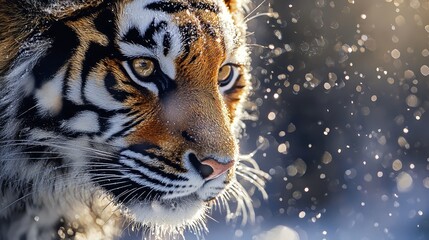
<box><xmin>189</xmin><ymin>153</ymin><xmax>234</xmax><ymax>180</ymax></box>
<box><xmin>201</xmin><ymin>159</ymin><xmax>235</xmax><ymax>180</ymax></box>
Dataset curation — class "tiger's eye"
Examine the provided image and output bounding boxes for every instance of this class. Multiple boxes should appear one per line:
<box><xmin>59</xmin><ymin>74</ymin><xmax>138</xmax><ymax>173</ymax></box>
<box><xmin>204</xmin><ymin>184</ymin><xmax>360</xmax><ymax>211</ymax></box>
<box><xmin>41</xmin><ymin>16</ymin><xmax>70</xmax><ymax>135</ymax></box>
<box><xmin>132</xmin><ymin>58</ymin><xmax>155</xmax><ymax>78</ymax></box>
<box><xmin>218</xmin><ymin>65</ymin><xmax>232</xmax><ymax>81</ymax></box>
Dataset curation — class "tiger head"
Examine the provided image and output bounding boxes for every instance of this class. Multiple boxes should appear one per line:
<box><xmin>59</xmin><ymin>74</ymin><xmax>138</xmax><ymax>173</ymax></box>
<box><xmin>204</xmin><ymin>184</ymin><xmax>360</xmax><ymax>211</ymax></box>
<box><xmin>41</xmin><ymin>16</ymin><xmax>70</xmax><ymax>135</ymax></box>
<box><xmin>0</xmin><ymin>0</ymin><xmax>260</xmax><ymax>235</ymax></box>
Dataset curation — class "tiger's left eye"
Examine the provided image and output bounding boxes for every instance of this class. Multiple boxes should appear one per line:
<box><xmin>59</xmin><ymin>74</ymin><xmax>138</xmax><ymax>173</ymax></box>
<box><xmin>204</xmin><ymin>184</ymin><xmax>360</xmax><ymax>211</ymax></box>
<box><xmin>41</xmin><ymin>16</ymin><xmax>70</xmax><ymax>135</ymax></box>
<box><xmin>218</xmin><ymin>65</ymin><xmax>232</xmax><ymax>83</ymax></box>
<box><xmin>218</xmin><ymin>64</ymin><xmax>239</xmax><ymax>91</ymax></box>
<box><xmin>132</xmin><ymin>58</ymin><xmax>155</xmax><ymax>78</ymax></box>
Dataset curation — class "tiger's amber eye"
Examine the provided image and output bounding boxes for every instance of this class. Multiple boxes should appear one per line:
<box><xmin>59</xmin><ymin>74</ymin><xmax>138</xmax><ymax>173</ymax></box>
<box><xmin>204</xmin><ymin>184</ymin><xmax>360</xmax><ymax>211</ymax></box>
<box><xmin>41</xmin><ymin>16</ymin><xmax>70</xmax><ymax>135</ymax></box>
<box><xmin>218</xmin><ymin>65</ymin><xmax>232</xmax><ymax>82</ymax></box>
<box><xmin>132</xmin><ymin>58</ymin><xmax>155</xmax><ymax>78</ymax></box>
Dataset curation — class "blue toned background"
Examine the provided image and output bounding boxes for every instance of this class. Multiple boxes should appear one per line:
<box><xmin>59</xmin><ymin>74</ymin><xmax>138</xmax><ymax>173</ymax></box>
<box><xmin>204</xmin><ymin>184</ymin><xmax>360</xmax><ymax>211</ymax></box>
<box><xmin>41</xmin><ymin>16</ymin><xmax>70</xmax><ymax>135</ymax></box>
<box><xmin>202</xmin><ymin>0</ymin><xmax>429</xmax><ymax>239</ymax></box>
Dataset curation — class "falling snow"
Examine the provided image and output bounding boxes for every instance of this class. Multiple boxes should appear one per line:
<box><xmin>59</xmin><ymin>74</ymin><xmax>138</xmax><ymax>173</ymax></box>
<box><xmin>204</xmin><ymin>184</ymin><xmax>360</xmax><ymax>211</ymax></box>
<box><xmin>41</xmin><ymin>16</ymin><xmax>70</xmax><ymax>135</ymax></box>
<box><xmin>200</xmin><ymin>0</ymin><xmax>429</xmax><ymax>239</ymax></box>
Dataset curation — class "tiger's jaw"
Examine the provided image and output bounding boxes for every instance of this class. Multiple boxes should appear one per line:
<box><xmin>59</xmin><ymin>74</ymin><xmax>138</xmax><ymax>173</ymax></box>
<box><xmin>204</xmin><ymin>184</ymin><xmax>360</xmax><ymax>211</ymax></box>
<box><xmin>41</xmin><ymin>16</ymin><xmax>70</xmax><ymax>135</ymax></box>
<box><xmin>126</xmin><ymin>178</ymin><xmax>228</xmax><ymax>230</ymax></box>
<box><xmin>128</xmin><ymin>194</ymin><xmax>206</xmax><ymax>229</ymax></box>
<box><xmin>94</xmin><ymin>149</ymin><xmax>234</xmax><ymax>230</ymax></box>
<box><xmin>97</xmin><ymin>175</ymin><xmax>230</xmax><ymax>233</ymax></box>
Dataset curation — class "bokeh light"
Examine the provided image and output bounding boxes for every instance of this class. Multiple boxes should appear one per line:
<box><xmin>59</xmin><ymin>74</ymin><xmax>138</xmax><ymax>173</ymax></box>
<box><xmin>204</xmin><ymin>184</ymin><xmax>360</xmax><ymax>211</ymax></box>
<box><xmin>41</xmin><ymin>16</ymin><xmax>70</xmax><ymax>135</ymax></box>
<box><xmin>203</xmin><ymin>0</ymin><xmax>429</xmax><ymax>239</ymax></box>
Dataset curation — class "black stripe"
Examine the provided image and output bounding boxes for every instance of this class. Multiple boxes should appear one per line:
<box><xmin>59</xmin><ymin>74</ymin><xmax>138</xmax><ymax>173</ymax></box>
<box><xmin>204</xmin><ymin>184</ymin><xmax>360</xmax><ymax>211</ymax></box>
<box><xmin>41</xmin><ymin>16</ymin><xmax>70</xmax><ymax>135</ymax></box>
<box><xmin>107</xmin><ymin>114</ymin><xmax>145</xmax><ymax>140</ymax></box>
<box><xmin>97</xmin><ymin>111</ymin><xmax>109</xmax><ymax>135</ymax></box>
<box><xmin>189</xmin><ymin>54</ymin><xmax>200</xmax><ymax>64</ymax></box>
<box><xmin>127</xmin><ymin>143</ymin><xmax>161</xmax><ymax>152</ymax></box>
<box><xmin>93</xmin><ymin>7</ymin><xmax>123</xmax><ymax>60</ymax></box>
<box><xmin>156</xmin><ymin>72</ymin><xmax>177</xmax><ymax>95</ymax></box>
<box><xmin>122</xmin><ymin>27</ymin><xmax>140</xmax><ymax>45</ymax></box>
<box><xmin>163</xmin><ymin>32</ymin><xmax>171</xmax><ymax>56</ymax></box>
<box><xmin>179</xmin><ymin>23</ymin><xmax>199</xmax><ymax>61</ymax></box>
<box><xmin>91</xmin><ymin>159</ymin><xmax>180</xmax><ymax>197</ymax></box>
<box><xmin>146</xmin><ymin>1</ymin><xmax>219</xmax><ymax>14</ymax></box>
<box><xmin>92</xmin><ymin>168</ymin><xmax>162</xmax><ymax>202</ymax></box>
<box><xmin>123</xmin><ymin>20</ymin><xmax>167</xmax><ymax>49</ymax></box>
<box><xmin>61</xmin><ymin>65</ymin><xmax>73</xmax><ymax>105</ymax></box>
<box><xmin>190</xmin><ymin>1</ymin><xmax>220</xmax><ymax>13</ymax></box>
<box><xmin>59</xmin><ymin>99</ymin><xmax>129</xmax><ymax>120</ymax></box>
<box><xmin>80</xmin><ymin>42</ymin><xmax>110</xmax><ymax>103</ymax></box>
<box><xmin>17</xmin><ymin>96</ymin><xmax>75</xmax><ymax>137</ymax></box>
<box><xmin>33</xmin><ymin>23</ymin><xmax>79</xmax><ymax>88</ymax></box>
<box><xmin>104</xmin><ymin>72</ymin><xmax>135</xmax><ymax>102</ymax></box>
<box><xmin>126</xmin><ymin>109</ymin><xmax>142</xmax><ymax>117</ymax></box>
<box><xmin>124</xmin><ymin>154</ymin><xmax>188</xmax><ymax>181</ymax></box>
<box><xmin>55</xmin><ymin>65</ymin><xmax>131</xmax><ymax>137</ymax></box>
<box><xmin>124</xmin><ymin>167</ymin><xmax>174</xmax><ymax>187</ymax></box>
<box><xmin>139</xmin><ymin>20</ymin><xmax>166</xmax><ymax>49</ymax></box>
<box><xmin>201</xmin><ymin>22</ymin><xmax>217</xmax><ymax>38</ymax></box>
<box><xmin>135</xmin><ymin>150</ymin><xmax>187</xmax><ymax>172</ymax></box>
<box><xmin>94</xmin><ymin>7</ymin><xmax>117</xmax><ymax>43</ymax></box>
<box><xmin>146</xmin><ymin>1</ymin><xmax>188</xmax><ymax>13</ymax></box>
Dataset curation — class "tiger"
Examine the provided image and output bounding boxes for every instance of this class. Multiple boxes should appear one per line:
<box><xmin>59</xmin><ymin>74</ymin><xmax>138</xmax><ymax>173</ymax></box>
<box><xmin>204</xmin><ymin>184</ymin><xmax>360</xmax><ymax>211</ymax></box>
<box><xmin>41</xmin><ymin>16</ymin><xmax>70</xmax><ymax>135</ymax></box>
<box><xmin>0</xmin><ymin>0</ymin><xmax>267</xmax><ymax>239</ymax></box>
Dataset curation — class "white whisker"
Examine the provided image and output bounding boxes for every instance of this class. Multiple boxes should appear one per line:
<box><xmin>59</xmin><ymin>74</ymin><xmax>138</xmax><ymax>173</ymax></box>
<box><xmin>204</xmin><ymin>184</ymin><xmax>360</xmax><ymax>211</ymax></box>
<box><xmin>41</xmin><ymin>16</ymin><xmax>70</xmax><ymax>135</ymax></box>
<box><xmin>0</xmin><ymin>192</ymin><xmax>33</xmax><ymax>213</ymax></box>
<box><xmin>245</xmin><ymin>12</ymin><xmax>274</xmax><ymax>23</ymax></box>
<box><xmin>16</xmin><ymin>104</ymin><xmax>39</xmax><ymax>118</ymax></box>
<box><xmin>244</xmin><ymin>0</ymin><xmax>267</xmax><ymax>22</ymax></box>
<box><xmin>235</xmin><ymin>171</ymin><xmax>268</xmax><ymax>200</ymax></box>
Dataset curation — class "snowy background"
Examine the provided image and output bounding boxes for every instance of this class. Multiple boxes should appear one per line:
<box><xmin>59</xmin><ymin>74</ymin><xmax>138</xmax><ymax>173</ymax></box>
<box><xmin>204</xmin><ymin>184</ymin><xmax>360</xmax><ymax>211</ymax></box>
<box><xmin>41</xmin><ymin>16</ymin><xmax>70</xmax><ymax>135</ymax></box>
<box><xmin>202</xmin><ymin>0</ymin><xmax>429</xmax><ymax>239</ymax></box>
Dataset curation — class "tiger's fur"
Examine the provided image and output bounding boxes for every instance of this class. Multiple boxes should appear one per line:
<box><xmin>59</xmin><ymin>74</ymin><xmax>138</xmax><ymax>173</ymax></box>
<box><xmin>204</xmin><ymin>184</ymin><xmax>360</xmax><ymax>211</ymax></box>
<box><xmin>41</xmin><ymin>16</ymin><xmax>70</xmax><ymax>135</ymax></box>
<box><xmin>0</xmin><ymin>0</ymin><xmax>264</xmax><ymax>239</ymax></box>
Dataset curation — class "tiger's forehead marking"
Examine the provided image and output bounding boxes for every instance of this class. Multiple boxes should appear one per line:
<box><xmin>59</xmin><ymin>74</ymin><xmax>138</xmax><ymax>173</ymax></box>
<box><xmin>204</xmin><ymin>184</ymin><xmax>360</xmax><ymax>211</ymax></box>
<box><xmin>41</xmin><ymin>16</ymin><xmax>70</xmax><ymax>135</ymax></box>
<box><xmin>117</xmin><ymin>0</ymin><xmax>238</xmax><ymax>79</ymax></box>
<box><xmin>144</xmin><ymin>0</ymin><xmax>238</xmax><ymax>53</ymax></box>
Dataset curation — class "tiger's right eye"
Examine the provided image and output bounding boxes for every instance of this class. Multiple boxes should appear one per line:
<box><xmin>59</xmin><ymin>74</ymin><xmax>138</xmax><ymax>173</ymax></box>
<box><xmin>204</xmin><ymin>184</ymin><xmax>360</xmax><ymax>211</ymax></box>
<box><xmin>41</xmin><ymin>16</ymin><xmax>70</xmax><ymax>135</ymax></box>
<box><xmin>132</xmin><ymin>58</ymin><xmax>155</xmax><ymax>78</ymax></box>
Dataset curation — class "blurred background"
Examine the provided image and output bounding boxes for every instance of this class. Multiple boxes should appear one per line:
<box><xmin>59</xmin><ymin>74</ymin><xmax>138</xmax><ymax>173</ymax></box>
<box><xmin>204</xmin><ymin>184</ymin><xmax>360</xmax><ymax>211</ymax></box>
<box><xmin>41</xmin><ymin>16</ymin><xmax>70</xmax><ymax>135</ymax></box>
<box><xmin>203</xmin><ymin>0</ymin><xmax>429</xmax><ymax>239</ymax></box>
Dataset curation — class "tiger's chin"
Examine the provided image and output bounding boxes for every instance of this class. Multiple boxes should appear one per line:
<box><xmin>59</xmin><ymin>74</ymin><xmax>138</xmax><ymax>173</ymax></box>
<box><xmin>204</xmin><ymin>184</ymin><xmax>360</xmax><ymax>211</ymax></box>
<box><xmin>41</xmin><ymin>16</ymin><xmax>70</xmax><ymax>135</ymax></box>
<box><xmin>128</xmin><ymin>193</ymin><xmax>207</xmax><ymax>230</ymax></box>
<box><xmin>120</xmin><ymin>178</ymin><xmax>229</xmax><ymax>235</ymax></box>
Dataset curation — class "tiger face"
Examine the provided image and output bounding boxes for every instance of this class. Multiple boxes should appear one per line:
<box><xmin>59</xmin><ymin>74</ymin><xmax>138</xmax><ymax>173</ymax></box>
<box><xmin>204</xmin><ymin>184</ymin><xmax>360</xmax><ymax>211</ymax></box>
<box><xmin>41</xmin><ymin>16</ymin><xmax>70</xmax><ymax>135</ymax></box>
<box><xmin>0</xmin><ymin>0</ymin><xmax>253</xmax><ymax>234</ymax></box>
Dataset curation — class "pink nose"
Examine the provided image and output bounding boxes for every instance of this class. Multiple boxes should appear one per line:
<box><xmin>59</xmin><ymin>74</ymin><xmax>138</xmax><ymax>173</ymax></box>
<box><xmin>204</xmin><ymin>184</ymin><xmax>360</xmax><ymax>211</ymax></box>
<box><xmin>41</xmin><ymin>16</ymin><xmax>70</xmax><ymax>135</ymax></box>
<box><xmin>201</xmin><ymin>159</ymin><xmax>235</xmax><ymax>180</ymax></box>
